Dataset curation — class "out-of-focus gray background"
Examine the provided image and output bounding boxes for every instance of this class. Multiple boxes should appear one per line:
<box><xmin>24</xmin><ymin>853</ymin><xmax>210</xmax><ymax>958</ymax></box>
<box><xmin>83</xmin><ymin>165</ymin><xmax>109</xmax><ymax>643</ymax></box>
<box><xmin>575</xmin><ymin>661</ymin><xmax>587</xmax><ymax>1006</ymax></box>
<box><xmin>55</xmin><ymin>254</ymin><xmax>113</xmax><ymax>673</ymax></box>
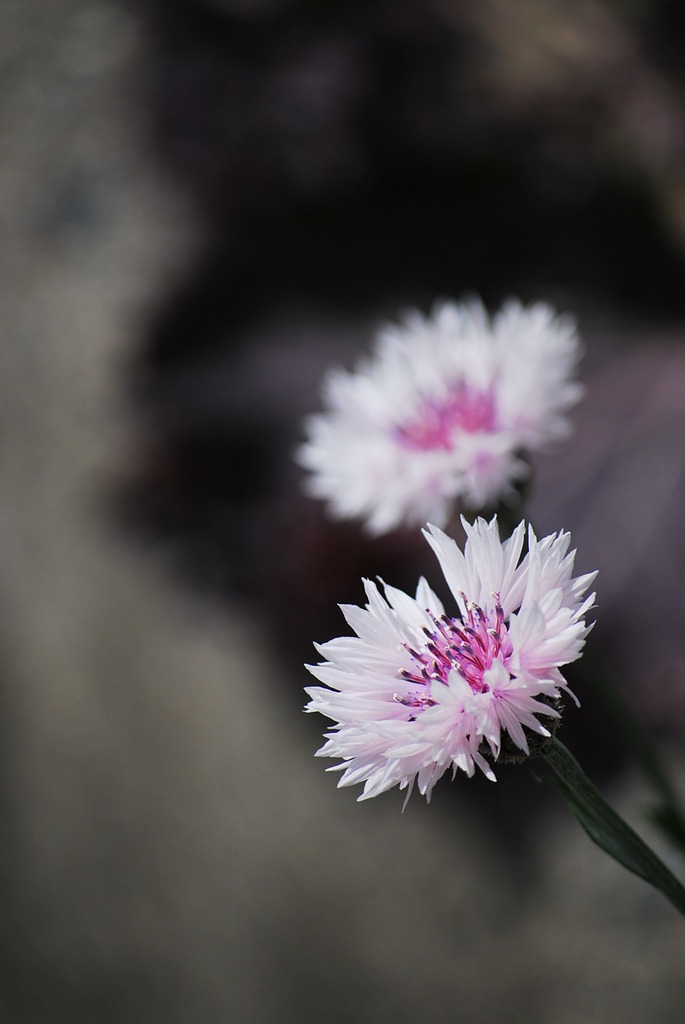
<box><xmin>0</xmin><ymin>2</ymin><xmax>684</xmax><ymax>1021</ymax></box>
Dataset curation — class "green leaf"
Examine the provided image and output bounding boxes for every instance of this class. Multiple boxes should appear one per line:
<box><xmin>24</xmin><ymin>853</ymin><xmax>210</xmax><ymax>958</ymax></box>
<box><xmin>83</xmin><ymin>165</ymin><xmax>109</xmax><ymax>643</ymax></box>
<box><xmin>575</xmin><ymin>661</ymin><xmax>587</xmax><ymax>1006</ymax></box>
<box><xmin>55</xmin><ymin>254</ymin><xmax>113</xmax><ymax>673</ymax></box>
<box><xmin>540</xmin><ymin>738</ymin><xmax>685</xmax><ymax>918</ymax></box>
<box><xmin>582</xmin><ymin>651</ymin><xmax>685</xmax><ymax>857</ymax></box>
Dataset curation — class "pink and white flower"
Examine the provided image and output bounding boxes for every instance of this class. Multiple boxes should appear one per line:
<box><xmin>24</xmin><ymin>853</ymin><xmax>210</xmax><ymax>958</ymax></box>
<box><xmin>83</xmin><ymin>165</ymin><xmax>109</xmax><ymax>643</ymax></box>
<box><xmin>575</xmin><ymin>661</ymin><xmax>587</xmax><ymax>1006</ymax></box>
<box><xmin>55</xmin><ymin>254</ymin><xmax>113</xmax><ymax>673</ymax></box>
<box><xmin>297</xmin><ymin>299</ymin><xmax>582</xmax><ymax>533</ymax></box>
<box><xmin>305</xmin><ymin>516</ymin><xmax>596</xmax><ymax>803</ymax></box>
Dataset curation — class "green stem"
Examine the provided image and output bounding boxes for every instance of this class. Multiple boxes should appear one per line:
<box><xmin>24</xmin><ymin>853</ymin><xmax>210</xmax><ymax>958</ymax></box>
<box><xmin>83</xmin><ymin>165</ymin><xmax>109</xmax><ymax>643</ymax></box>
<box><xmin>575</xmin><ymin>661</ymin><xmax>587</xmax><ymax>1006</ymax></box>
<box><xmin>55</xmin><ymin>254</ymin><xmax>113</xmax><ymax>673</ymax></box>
<box><xmin>582</xmin><ymin>650</ymin><xmax>685</xmax><ymax>854</ymax></box>
<box><xmin>540</xmin><ymin>737</ymin><xmax>685</xmax><ymax>918</ymax></box>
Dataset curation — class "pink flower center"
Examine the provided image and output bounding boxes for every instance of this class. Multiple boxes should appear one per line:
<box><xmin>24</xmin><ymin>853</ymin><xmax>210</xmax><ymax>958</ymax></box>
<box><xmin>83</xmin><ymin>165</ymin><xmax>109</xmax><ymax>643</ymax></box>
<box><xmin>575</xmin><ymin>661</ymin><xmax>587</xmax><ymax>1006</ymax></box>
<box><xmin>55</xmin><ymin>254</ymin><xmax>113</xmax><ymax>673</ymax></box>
<box><xmin>395</xmin><ymin>599</ymin><xmax>513</xmax><ymax>714</ymax></box>
<box><xmin>394</xmin><ymin>383</ymin><xmax>497</xmax><ymax>452</ymax></box>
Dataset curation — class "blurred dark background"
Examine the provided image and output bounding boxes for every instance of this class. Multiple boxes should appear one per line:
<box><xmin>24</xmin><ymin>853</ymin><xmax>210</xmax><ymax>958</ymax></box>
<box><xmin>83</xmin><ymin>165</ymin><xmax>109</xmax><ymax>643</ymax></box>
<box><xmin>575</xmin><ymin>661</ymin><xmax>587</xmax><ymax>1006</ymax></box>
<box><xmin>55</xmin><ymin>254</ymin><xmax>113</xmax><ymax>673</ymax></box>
<box><xmin>125</xmin><ymin>0</ymin><xmax>685</xmax><ymax>733</ymax></box>
<box><xmin>1</xmin><ymin>1</ymin><xmax>685</xmax><ymax>1021</ymax></box>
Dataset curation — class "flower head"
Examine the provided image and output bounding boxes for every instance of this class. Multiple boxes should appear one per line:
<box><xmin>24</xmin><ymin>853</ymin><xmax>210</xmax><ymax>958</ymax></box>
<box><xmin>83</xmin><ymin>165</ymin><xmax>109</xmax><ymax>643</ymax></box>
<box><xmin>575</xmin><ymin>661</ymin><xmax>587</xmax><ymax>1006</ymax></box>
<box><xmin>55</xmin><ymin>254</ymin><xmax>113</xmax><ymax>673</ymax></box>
<box><xmin>297</xmin><ymin>299</ymin><xmax>582</xmax><ymax>533</ymax></box>
<box><xmin>305</xmin><ymin>516</ymin><xmax>596</xmax><ymax>804</ymax></box>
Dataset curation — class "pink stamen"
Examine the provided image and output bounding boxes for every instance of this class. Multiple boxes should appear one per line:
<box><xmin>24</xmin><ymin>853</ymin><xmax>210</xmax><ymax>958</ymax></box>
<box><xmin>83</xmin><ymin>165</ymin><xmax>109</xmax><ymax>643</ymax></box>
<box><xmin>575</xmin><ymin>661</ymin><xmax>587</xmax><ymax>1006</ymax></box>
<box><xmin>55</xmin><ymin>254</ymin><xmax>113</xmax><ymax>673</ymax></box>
<box><xmin>398</xmin><ymin>597</ymin><xmax>513</xmax><ymax>714</ymax></box>
<box><xmin>394</xmin><ymin>383</ymin><xmax>497</xmax><ymax>452</ymax></box>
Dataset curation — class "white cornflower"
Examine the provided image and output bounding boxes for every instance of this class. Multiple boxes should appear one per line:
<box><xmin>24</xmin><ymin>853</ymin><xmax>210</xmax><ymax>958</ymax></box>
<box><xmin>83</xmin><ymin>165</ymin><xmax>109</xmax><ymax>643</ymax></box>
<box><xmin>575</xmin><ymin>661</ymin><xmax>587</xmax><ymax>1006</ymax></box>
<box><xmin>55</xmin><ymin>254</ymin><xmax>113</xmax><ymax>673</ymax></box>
<box><xmin>297</xmin><ymin>298</ymin><xmax>582</xmax><ymax>533</ymax></box>
<box><xmin>305</xmin><ymin>516</ymin><xmax>596</xmax><ymax>804</ymax></box>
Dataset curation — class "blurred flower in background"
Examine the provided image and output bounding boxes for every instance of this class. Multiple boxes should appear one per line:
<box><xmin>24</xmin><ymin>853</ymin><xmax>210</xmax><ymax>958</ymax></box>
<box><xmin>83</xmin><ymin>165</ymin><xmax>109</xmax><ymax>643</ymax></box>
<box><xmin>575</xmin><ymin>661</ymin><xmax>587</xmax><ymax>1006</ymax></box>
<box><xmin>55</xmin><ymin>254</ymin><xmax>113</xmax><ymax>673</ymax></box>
<box><xmin>298</xmin><ymin>299</ymin><xmax>582</xmax><ymax>533</ymax></box>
